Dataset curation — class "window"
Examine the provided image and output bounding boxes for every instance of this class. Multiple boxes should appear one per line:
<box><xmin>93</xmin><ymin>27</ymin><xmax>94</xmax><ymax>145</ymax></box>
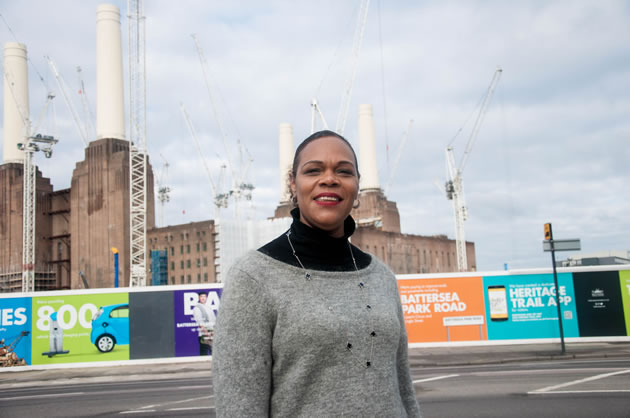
<box><xmin>204</xmin><ymin>272</ymin><xmax>208</xmax><ymax>282</ymax></box>
<box><xmin>187</xmin><ymin>259</ymin><xmax>191</xmax><ymax>268</ymax></box>
<box><xmin>447</xmin><ymin>252</ymin><xmax>451</xmax><ymax>267</ymax></box>
<box><xmin>187</xmin><ymin>274</ymin><xmax>191</xmax><ymax>283</ymax></box>
<box><xmin>180</xmin><ymin>260</ymin><xmax>184</xmax><ymax>269</ymax></box>
<box><xmin>170</xmin><ymin>247</ymin><xmax>174</xmax><ymax>256</ymax></box>
<box><xmin>171</xmin><ymin>276</ymin><xmax>175</xmax><ymax>285</ymax></box>
<box><xmin>196</xmin><ymin>243</ymin><xmax>200</xmax><ymax>252</ymax></box>
<box><xmin>171</xmin><ymin>262</ymin><xmax>175</xmax><ymax>271</ymax></box>
<box><xmin>197</xmin><ymin>273</ymin><xmax>201</xmax><ymax>282</ymax></box>
<box><xmin>180</xmin><ymin>245</ymin><xmax>184</xmax><ymax>255</ymax></box>
<box><xmin>196</xmin><ymin>258</ymin><xmax>201</xmax><ymax>267</ymax></box>
<box><xmin>186</xmin><ymin>244</ymin><xmax>190</xmax><ymax>254</ymax></box>
<box><xmin>180</xmin><ymin>275</ymin><xmax>184</xmax><ymax>284</ymax></box>
<box><xmin>196</xmin><ymin>231</ymin><xmax>200</xmax><ymax>238</ymax></box>
<box><xmin>202</xmin><ymin>242</ymin><xmax>207</xmax><ymax>251</ymax></box>
<box><xmin>203</xmin><ymin>257</ymin><xmax>208</xmax><ymax>267</ymax></box>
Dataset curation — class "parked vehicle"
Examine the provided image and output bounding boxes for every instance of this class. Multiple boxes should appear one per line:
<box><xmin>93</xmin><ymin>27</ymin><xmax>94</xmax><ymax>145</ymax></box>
<box><xmin>90</xmin><ymin>304</ymin><xmax>129</xmax><ymax>353</ymax></box>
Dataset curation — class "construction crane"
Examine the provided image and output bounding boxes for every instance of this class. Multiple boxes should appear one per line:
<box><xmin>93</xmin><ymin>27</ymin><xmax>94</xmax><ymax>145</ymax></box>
<box><xmin>76</xmin><ymin>66</ymin><xmax>95</xmax><ymax>141</ymax></box>
<box><xmin>385</xmin><ymin>119</ymin><xmax>414</xmax><ymax>196</ymax></box>
<box><xmin>18</xmin><ymin>133</ymin><xmax>57</xmax><ymax>292</ymax></box>
<box><xmin>156</xmin><ymin>154</ymin><xmax>171</xmax><ymax>227</ymax></box>
<box><xmin>128</xmin><ymin>0</ymin><xmax>147</xmax><ymax>287</ymax></box>
<box><xmin>180</xmin><ymin>103</ymin><xmax>224</xmax><ymax>213</ymax></box>
<box><xmin>335</xmin><ymin>0</ymin><xmax>369</xmax><ymax>135</ymax></box>
<box><xmin>191</xmin><ymin>34</ymin><xmax>255</xmax><ymax>217</ymax></box>
<box><xmin>45</xmin><ymin>57</ymin><xmax>89</xmax><ymax>145</ymax></box>
<box><xmin>311</xmin><ymin>98</ymin><xmax>329</xmax><ymax>133</ymax></box>
<box><xmin>445</xmin><ymin>67</ymin><xmax>502</xmax><ymax>272</ymax></box>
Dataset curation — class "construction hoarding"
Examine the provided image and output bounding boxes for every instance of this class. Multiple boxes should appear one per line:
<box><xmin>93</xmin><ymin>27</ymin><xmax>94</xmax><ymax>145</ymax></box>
<box><xmin>1</xmin><ymin>268</ymin><xmax>629</xmax><ymax>368</ymax></box>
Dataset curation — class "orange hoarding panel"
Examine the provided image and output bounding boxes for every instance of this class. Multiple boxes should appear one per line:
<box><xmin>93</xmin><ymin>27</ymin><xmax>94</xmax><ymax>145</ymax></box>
<box><xmin>398</xmin><ymin>276</ymin><xmax>487</xmax><ymax>343</ymax></box>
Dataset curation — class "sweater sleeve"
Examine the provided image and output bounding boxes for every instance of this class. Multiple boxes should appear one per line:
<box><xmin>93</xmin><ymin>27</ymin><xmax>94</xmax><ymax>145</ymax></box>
<box><xmin>395</xmin><ymin>289</ymin><xmax>423</xmax><ymax>417</ymax></box>
<box><xmin>213</xmin><ymin>263</ymin><xmax>275</xmax><ymax>417</ymax></box>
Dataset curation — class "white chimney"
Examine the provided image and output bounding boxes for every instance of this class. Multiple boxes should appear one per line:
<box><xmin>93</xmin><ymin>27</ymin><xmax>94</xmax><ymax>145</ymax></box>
<box><xmin>96</xmin><ymin>4</ymin><xmax>125</xmax><ymax>140</ymax></box>
<box><xmin>3</xmin><ymin>42</ymin><xmax>29</xmax><ymax>163</ymax></box>
<box><xmin>358</xmin><ymin>104</ymin><xmax>380</xmax><ymax>191</ymax></box>
<box><xmin>278</xmin><ymin>123</ymin><xmax>294</xmax><ymax>202</ymax></box>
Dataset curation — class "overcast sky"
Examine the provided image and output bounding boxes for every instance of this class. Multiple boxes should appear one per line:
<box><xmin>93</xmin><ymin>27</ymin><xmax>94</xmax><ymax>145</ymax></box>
<box><xmin>1</xmin><ymin>0</ymin><xmax>629</xmax><ymax>272</ymax></box>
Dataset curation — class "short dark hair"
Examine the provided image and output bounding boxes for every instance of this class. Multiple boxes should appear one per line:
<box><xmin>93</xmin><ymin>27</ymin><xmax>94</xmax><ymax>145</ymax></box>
<box><xmin>198</xmin><ymin>291</ymin><xmax>208</xmax><ymax>296</ymax></box>
<box><xmin>291</xmin><ymin>130</ymin><xmax>360</xmax><ymax>178</ymax></box>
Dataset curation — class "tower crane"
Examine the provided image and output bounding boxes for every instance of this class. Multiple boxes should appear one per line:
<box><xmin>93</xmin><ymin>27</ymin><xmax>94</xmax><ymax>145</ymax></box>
<box><xmin>5</xmin><ymin>72</ymin><xmax>58</xmax><ymax>292</ymax></box>
<box><xmin>310</xmin><ymin>98</ymin><xmax>329</xmax><ymax>133</ymax></box>
<box><xmin>180</xmin><ymin>103</ymin><xmax>224</xmax><ymax>214</ymax></box>
<box><xmin>191</xmin><ymin>34</ymin><xmax>255</xmax><ymax>217</ymax></box>
<box><xmin>156</xmin><ymin>154</ymin><xmax>171</xmax><ymax>227</ymax></box>
<box><xmin>76</xmin><ymin>66</ymin><xmax>95</xmax><ymax>141</ymax></box>
<box><xmin>445</xmin><ymin>67</ymin><xmax>502</xmax><ymax>272</ymax></box>
<box><xmin>385</xmin><ymin>119</ymin><xmax>414</xmax><ymax>196</ymax></box>
<box><xmin>45</xmin><ymin>57</ymin><xmax>89</xmax><ymax>145</ymax></box>
<box><xmin>128</xmin><ymin>0</ymin><xmax>148</xmax><ymax>287</ymax></box>
<box><xmin>335</xmin><ymin>0</ymin><xmax>369</xmax><ymax>135</ymax></box>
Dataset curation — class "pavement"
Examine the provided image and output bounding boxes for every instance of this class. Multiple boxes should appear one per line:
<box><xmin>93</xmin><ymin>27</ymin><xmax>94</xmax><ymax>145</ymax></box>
<box><xmin>1</xmin><ymin>341</ymin><xmax>629</xmax><ymax>389</ymax></box>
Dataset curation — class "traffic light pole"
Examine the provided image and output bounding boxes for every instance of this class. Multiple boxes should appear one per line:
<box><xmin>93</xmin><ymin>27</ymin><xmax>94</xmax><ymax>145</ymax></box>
<box><xmin>545</xmin><ymin>223</ymin><xmax>566</xmax><ymax>355</ymax></box>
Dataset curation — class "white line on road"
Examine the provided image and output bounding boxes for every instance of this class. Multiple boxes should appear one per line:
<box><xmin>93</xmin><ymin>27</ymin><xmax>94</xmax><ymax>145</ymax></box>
<box><xmin>167</xmin><ymin>407</ymin><xmax>213</xmax><ymax>411</ymax></box>
<box><xmin>0</xmin><ymin>391</ymin><xmax>85</xmax><ymax>401</ymax></box>
<box><xmin>529</xmin><ymin>390</ymin><xmax>630</xmax><ymax>394</ymax></box>
<box><xmin>413</xmin><ymin>374</ymin><xmax>459</xmax><ymax>384</ymax></box>
<box><xmin>529</xmin><ymin>369</ymin><xmax>630</xmax><ymax>394</ymax></box>
<box><xmin>121</xmin><ymin>394</ymin><xmax>214</xmax><ymax>414</ymax></box>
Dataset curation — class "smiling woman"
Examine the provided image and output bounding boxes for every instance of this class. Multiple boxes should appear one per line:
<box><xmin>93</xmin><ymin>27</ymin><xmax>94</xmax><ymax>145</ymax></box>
<box><xmin>213</xmin><ymin>130</ymin><xmax>422</xmax><ymax>417</ymax></box>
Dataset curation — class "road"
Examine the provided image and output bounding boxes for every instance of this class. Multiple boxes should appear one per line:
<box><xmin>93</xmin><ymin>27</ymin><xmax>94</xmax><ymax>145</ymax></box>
<box><xmin>1</xmin><ymin>359</ymin><xmax>628</xmax><ymax>417</ymax></box>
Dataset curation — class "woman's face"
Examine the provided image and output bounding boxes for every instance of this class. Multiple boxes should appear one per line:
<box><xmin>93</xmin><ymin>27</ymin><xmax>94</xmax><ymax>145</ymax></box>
<box><xmin>290</xmin><ymin>136</ymin><xmax>359</xmax><ymax>237</ymax></box>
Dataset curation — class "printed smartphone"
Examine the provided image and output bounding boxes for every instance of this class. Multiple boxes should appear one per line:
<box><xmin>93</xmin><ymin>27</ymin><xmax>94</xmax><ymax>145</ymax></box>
<box><xmin>488</xmin><ymin>285</ymin><xmax>509</xmax><ymax>321</ymax></box>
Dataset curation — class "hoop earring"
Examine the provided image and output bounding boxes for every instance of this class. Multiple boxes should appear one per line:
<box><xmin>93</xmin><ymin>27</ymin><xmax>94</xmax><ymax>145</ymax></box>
<box><xmin>352</xmin><ymin>199</ymin><xmax>360</xmax><ymax>209</ymax></box>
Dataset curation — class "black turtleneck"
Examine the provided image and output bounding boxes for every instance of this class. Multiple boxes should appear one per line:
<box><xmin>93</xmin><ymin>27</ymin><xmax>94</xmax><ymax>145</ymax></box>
<box><xmin>258</xmin><ymin>208</ymin><xmax>371</xmax><ymax>271</ymax></box>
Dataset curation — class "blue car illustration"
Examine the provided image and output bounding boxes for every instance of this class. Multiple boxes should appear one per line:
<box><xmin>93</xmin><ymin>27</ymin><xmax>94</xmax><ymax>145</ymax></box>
<box><xmin>90</xmin><ymin>304</ymin><xmax>129</xmax><ymax>353</ymax></box>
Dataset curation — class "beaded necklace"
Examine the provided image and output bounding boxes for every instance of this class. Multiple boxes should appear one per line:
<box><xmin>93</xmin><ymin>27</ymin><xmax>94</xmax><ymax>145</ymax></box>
<box><xmin>286</xmin><ymin>230</ymin><xmax>376</xmax><ymax>368</ymax></box>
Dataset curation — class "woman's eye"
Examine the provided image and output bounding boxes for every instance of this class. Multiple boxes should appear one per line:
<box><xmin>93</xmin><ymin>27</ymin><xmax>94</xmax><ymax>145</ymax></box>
<box><xmin>304</xmin><ymin>168</ymin><xmax>320</xmax><ymax>174</ymax></box>
<box><xmin>338</xmin><ymin>169</ymin><xmax>355</xmax><ymax>175</ymax></box>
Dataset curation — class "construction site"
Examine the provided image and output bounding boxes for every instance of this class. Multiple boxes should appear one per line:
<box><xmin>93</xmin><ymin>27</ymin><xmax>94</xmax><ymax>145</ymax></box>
<box><xmin>0</xmin><ymin>1</ymin><xmax>485</xmax><ymax>293</ymax></box>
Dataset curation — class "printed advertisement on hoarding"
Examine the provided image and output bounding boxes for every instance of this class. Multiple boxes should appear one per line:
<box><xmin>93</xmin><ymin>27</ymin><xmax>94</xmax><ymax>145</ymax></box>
<box><xmin>573</xmin><ymin>271</ymin><xmax>627</xmax><ymax>337</ymax></box>
<box><xmin>483</xmin><ymin>274</ymin><xmax>578</xmax><ymax>340</ymax></box>
<box><xmin>0</xmin><ymin>297</ymin><xmax>32</xmax><ymax>366</ymax></box>
<box><xmin>398</xmin><ymin>276</ymin><xmax>486</xmax><ymax>343</ymax></box>
<box><xmin>621</xmin><ymin>270</ymin><xmax>630</xmax><ymax>335</ymax></box>
<box><xmin>174</xmin><ymin>287</ymin><xmax>222</xmax><ymax>357</ymax></box>
<box><xmin>31</xmin><ymin>293</ymin><xmax>129</xmax><ymax>364</ymax></box>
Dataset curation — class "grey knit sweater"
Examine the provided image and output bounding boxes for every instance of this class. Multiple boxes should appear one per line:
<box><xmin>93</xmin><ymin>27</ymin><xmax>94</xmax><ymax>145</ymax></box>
<box><xmin>213</xmin><ymin>250</ymin><xmax>421</xmax><ymax>417</ymax></box>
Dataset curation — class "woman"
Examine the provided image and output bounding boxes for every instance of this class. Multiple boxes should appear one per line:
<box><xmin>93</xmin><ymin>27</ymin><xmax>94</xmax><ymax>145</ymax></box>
<box><xmin>213</xmin><ymin>130</ymin><xmax>421</xmax><ymax>417</ymax></box>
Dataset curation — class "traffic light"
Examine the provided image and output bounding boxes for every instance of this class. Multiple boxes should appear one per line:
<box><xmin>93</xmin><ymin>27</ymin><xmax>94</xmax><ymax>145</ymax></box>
<box><xmin>544</xmin><ymin>223</ymin><xmax>552</xmax><ymax>241</ymax></box>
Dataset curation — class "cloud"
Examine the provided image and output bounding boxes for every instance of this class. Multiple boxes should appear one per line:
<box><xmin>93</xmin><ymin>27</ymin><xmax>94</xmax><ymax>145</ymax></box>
<box><xmin>1</xmin><ymin>0</ymin><xmax>628</xmax><ymax>272</ymax></box>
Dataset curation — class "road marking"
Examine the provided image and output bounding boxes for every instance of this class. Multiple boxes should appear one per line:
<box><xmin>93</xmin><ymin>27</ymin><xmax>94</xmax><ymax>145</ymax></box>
<box><xmin>530</xmin><ymin>390</ymin><xmax>630</xmax><ymax>394</ymax></box>
<box><xmin>413</xmin><ymin>374</ymin><xmax>459</xmax><ymax>384</ymax></box>
<box><xmin>121</xmin><ymin>394</ymin><xmax>214</xmax><ymax>414</ymax></box>
<box><xmin>0</xmin><ymin>392</ymin><xmax>85</xmax><ymax>401</ymax></box>
<box><xmin>529</xmin><ymin>369</ymin><xmax>630</xmax><ymax>394</ymax></box>
<box><xmin>167</xmin><ymin>407</ymin><xmax>213</xmax><ymax>411</ymax></box>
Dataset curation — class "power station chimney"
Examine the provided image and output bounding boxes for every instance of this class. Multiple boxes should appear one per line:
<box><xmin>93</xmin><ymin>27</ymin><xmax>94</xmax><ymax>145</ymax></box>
<box><xmin>96</xmin><ymin>4</ymin><xmax>125</xmax><ymax>140</ymax></box>
<box><xmin>358</xmin><ymin>104</ymin><xmax>380</xmax><ymax>191</ymax></box>
<box><xmin>278</xmin><ymin>123</ymin><xmax>294</xmax><ymax>203</ymax></box>
<box><xmin>2</xmin><ymin>42</ymin><xmax>29</xmax><ymax>163</ymax></box>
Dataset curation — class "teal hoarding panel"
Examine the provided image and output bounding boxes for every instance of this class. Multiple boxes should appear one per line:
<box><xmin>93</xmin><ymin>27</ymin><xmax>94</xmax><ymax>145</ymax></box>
<box><xmin>483</xmin><ymin>273</ymin><xmax>579</xmax><ymax>340</ymax></box>
<box><xmin>0</xmin><ymin>297</ymin><xmax>32</xmax><ymax>366</ymax></box>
